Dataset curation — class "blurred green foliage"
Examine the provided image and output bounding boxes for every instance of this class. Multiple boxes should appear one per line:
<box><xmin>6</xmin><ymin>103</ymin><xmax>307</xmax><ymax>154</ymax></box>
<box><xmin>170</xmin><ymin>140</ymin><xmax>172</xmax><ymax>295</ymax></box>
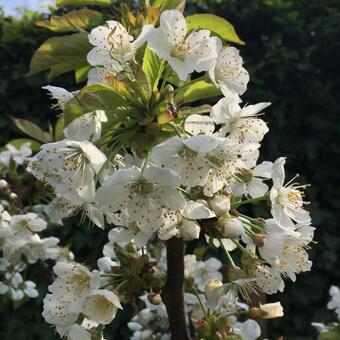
<box><xmin>0</xmin><ymin>0</ymin><xmax>340</xmax><ymax>339</ymax></box>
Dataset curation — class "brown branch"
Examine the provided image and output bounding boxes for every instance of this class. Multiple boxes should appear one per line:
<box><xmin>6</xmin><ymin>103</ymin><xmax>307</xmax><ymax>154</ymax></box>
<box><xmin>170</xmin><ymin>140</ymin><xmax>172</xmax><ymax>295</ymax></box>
<box><xmin>161</xmin><ymin>237</ymin><xmax>191</xmax><ymax>340</ymax></box>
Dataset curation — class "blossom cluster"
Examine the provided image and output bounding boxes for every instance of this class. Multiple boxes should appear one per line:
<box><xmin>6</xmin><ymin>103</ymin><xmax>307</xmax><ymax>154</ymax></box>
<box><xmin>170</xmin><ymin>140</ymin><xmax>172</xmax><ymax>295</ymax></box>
<box><xmin>0</xmin><ymin>143</ymin><xmax>72</xmax><ymax>302</ymax></box>
<box><xmin>23</xmin><ymin>8</ymin><xmax>314</xmax><ymax>340</ymax></box>
<box><xmin>312</xmin><ymin>286</ymin><xmax>340</xmax><ymax>336</ymax></box>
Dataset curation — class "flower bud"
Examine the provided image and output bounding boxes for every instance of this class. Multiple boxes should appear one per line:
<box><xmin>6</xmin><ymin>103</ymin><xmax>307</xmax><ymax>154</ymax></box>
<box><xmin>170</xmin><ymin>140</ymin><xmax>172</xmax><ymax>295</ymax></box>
<box><xmin>205</xmin><ymin>279</ymin><xmax>223</xmax><ymax>296</ymax></box>
<box><xmin>253</xmin><ymin>234</ymin><xmax>265</xmax><ymax>247</ymax></box>
<box><xmin>147</xmin><ymin>292</ymin><xmax>162</xmax><ymax>305</ymax></box>
<box><xmin>218</xmin><ymin>215</ymin><xmax>243</xmax><ymax>239</ymax></box>
<box><xmin>209</xmin><ymin>195</ymin><xmax>230</xmax><ymax>217</ymax></box>
<box><xmin>0</xmin><ymin>179</ymin><xmax>8</xmax><ymax>189</ymax></box>
<box><xmin>9</xmin><ymin>192</ymin><xmax>17</xmax><ymax>200</ymax></box>
<box><xmin>97</xmin><ymin>256</ymin><xmax>116</xmax><ymax>272</ymax></box>
<box><xmin>179</xmin><ymin>220</ymin><xmax>200</xmax><ymax>241</ymax></box>
<box><xmin>260</xmin><ymin>302</ymin><xmax>284</xmax><ymax>319</ymax></box>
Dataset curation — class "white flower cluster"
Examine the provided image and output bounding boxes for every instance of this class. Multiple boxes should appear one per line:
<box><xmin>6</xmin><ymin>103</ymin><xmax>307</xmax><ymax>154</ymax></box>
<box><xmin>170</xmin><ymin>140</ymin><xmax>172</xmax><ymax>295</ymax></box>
<box><xmin>0</xmin><ymin>143</ymin><xmax>72</xmax><ymax>303</ymax></box>
<box><xmin>312</xmin><ymin>286</ymin><xmax>340</xmax><ymax>335</ymax></box>
<box><xmin>43</xmin><ymin>262</ymin><xmax>121</xmax><ymax>339</ymax></box>
<box><xmin>26</xmin><ymin>8</ymin><xmax>314</xmax><ymax>339</ymax></box>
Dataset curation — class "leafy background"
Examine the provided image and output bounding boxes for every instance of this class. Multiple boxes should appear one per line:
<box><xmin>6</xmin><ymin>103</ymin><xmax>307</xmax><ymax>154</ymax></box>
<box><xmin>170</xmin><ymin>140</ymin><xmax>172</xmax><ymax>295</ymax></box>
<box><xmin>0</xmin><ymin>0</ymin><xmax>339</xmax><ymax>339</ymax></box>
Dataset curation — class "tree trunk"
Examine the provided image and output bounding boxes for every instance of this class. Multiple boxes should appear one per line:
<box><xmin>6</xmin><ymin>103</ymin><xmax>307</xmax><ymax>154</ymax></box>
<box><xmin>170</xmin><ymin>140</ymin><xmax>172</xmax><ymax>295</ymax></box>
<box><xmin>161</xmin><ymin>237</ymin><xmax>191</xmax><ymax>340</ymax></box>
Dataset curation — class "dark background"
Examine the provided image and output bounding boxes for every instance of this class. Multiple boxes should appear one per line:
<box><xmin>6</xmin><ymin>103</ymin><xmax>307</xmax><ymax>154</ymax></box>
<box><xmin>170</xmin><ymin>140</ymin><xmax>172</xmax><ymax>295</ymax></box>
<box><xmin>0</xmin><ymin>0</ymin><xmax>340</xmax><ymax>339</ymax></box>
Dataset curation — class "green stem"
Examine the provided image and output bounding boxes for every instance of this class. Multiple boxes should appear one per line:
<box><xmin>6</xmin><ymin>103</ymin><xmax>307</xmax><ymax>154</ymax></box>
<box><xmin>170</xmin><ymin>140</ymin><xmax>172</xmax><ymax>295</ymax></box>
<box><xmin>166</xmin><ymin>122</ymin><xmax>183</xmax><ymax>137</ymax></box>
<box><xmin>219</xmin><ymin>239</ymin><xmax>236</xmax><ymax>268</ymax></box>
<box><xmin>141</xmin><ymin>151</ymin><xmax>151</xmax><ymax>175</ymax></box>
<box><xmin>231</xmin><ymin>195</ymin><xmax>268</xmax><ymax>209</ymax></box>
<box><xmin>193</xmin><ymin>286</ymin><xmax>207</xmax><ymax>318</ymax></box>
<box><xmin>239</xmin><ymin>217</ymin><xmax>265</xmax><ymax>232</ymax></box>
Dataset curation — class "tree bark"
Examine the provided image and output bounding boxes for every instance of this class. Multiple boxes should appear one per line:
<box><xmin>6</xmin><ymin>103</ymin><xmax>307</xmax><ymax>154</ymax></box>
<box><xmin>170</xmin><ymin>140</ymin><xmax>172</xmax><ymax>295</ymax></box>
<box><xmin>161</xmin><ymin>237</ymin><xmax>191</xmax><ymax>340</ymax></box>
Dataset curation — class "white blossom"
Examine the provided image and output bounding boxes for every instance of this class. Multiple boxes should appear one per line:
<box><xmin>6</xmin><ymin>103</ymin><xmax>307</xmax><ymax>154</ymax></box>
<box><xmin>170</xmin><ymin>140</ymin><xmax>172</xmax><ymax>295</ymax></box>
<box><xmin>81</xmin><ymin>289</ymin><xmax>122</xmax><ymax>324</ymax></box>
<box><xmin>328</xmin><ymin>286</ymin><xmax>340</xmax><ymax>319</ymax></box>
<box><xmin>231</xmin><ymin>161</ymin><xmax>273</xmax><ymax>198</ymax></box>
<box><xmin>209</xmin><ymin>38</ymin><xmax>249</xmax><ymax>96</ymax></box>
<box><xmin>96</xmin><ymin>166</ymin><xmax>185</xmax><ymax>232</ymax></box>
<box><xmin>211</xmin><ymin>96</ymin><xmax>270</xmax><ymax>143</ymax></box>
<box><xmin>0</xmin><ymin>142</ymin><xmax>32</xmax><ymax>167</ymax></box>
<box><xmin>259</xmin><ymin>219</ymin><xmax>314</xmax><ymax>281</ymax></box>
<box><xmin>184</xmin><ymin>255</ymin><xmax>222</xmax><ymax>291</ymax></box>
<box><xmin>42</xmin><ymin>85</ymin><xmax>75</xmax><ymax>110</ymax></box>
<box><xmin>151</xmin><ymin>135</ymin><xmax>224</xmax><ymax>187</ymax></box>
<box><xmin>270</xmin><ymin>157</ymin><xmax>311</xmax><ymax>228</ymax></box>
<box><xmin>28</xmin><ymin>140</ymin><xmax>106</xmax><ymax>204</ymax></box>
<box><xmin>48</xmin><ymin>262</ymin><xmax>100</xmax><ymax>300</ymax></box>
<box><xmin>87</xmin><ymin>21</ymin><xmax>153</xmax><ymax>65</ymax></box>
<box><xmin>63</xmin><ymin>110</ymin><xmax>108</xmax><ymax>142</ymax></box>
<box><xmin>148</xmin><ymin>10</ymin><xmax>217</xmax><ymax>80</ymax></box>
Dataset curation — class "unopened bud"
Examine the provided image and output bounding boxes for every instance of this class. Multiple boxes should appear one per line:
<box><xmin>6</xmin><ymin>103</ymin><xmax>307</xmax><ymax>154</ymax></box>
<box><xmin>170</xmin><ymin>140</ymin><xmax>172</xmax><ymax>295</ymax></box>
<box><xmin>147</xmin><ymin>292</ymin><xmax>162</xmax><ymax>305</ymax></box>
<box><xmin>205</xmin><ymin>279</ymin><xmax>223</xmax><ymax>295</ymax></box>
<box><xmin>196</xmin><ymin>319</ymin><xmax>208</xmax><ymax>329</ymax></box>
<box><xmin>209</xmin><ymin>195</ymin><xmax>230</xmax><ymax>217</ymax></box>
<box><xmin>253</xmin><ymin>234</ymin><xmax>265</xmax><ymax>247</ymax></box>
<box><xmin>260</xmin><ymin>302</ymin><xmax>284</xmax><ymax>319</ymax></box>
<box><xmin>218</xmin><ymin>215</ymin><xmax>243</xmax><ymax>239</ymax></box>
<box><xmin>164</xmin><ymin>84</ymin><xmax>174</xmax><ymax>94</ymax></box>
<box><xmin>9</xmin><ymin>192</ymin><xmax>17</xmax><ymax>200</ymax></box>
<box><xmin>179</xmin><ymin>219</ymin><xmax>200</xmax><ymax>241</ymax></box>
<box><xmin>0</xmin><ymin>179</ymin><xmax>8</xmax><ymax>189</ymax></box>
<box><xmin>249</xmin><ymin>307</ymin><xmax>262</xmax><ymax>318</ymax></box>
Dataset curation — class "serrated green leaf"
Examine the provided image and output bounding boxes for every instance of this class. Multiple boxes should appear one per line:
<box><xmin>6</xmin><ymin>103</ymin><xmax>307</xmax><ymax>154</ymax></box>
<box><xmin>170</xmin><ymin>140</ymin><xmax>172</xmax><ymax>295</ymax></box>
<box><xmin>186</xmin><ymin>14</ymin><xmax>245</xmax><ymax>45</ymax></box>
<box><xmin>35</xmin><ymin>9</ymin><xmax>103</xmax><ymax>32</ymax></box>
<box><xmin>56</xmin><ymin>0</ymin><xmax>111</xmax><ymax>6</ymax></box>
<box><xmin>28</xmin><ymin>32</ymin><xmax>91</xmax><ymax>77</ymax></box>
<box><xmin>142</xmin><ymin>48</ymin><xmax>163</xmax><ymax>92</ymax></box>
<box><xmin>8</xmin><ymin>139</ymin><xmax>41</xmax><ymax>152</ymax></box>
<box><xmin>175</xmin><ymin>79</ymin><xmax>222</xmax><ymax>104</ymax></box>
<box><xmin>12</xmin><ymin>118</ymin><xmax>53</xmax><ymax>143</ymax></box>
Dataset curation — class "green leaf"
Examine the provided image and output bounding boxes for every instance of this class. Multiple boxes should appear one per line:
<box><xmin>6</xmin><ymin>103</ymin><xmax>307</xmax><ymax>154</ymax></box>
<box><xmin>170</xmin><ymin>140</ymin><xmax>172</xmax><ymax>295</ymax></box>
<box><xmin>35</xmin><ymin>9</ymin><xmax>103</xmax><ymax>32</ymax></box>
<box><xmin>186</xmin><ymin>14</ymin><xmax>245</xmax><ymax>45</ymax></box>
<box><xmin>12</xmin><ymin>118</ymin><xmax>53</xmax><ymax>143</ymax></box>
<box><xmin>152</xmin><ymin>0</ymin><xmax>181</xmax><ymax>11</ymax></box>
<box><xmin>56</xmin><ymin>0</ymin><xmax>111</xmax><ymax>6</ymax></box>
<box><xmin>142</xmin><ymin>48</ymin><xmax>163</xmax><ymax>92</ymax></box>
<box><xmin>175</xmin><ymin>79</ymin><xmax>222</xmax><ymax>104</ymax></box>
<box><xmin>75</xmin><ymin>65</ymin><xmax>92</xmax><ymax>83</ymax></box>
<box><xmin>8</xmin><ymin>139</ymin><xmax>41</xmax><ymax>152</ymax></box>
<box><xmin>64</xmin><ymin>84</ymin><xmax>133</xmax><ymax>125</ymax></box>
<box><xmin>28</xmin><ymin>32</ymin><xmax>92</xmax><ymax>77</ymax></box>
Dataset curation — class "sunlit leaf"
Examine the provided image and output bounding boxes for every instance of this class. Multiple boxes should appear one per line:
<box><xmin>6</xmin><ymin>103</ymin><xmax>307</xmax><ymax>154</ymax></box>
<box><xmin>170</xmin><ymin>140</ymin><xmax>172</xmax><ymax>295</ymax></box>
<box><xmin>186</xmin><ymin>14</ymin><xmax>245</xmax><ymax>45</ymax></box>
<box><xmin>175</xmin><ymin>79</ymin><xmax>222</xmax><ymax>104</ymax></box>
<box><xmin>142</xmin><ymin>48</ymin><xmax>163</xmax><ymax>91</ymax></box>
<box><xmin>12</xmin><ymin>118</ymin><xmax>53</xmax><ymax>143</ymax></box>
<box><xmin>152</xmin><ymin>0</ymin><xmax>181</xmax><ymax>11</ymax></box>
<box><xmin>28</xmin><ymin>32</ymin><xmax>91</xmax><ymax>77</ymax></box>
<box><xmin>35</xmin><ymin>9</ymin><xmax>103</xmax><ymax>32</ymax></box>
